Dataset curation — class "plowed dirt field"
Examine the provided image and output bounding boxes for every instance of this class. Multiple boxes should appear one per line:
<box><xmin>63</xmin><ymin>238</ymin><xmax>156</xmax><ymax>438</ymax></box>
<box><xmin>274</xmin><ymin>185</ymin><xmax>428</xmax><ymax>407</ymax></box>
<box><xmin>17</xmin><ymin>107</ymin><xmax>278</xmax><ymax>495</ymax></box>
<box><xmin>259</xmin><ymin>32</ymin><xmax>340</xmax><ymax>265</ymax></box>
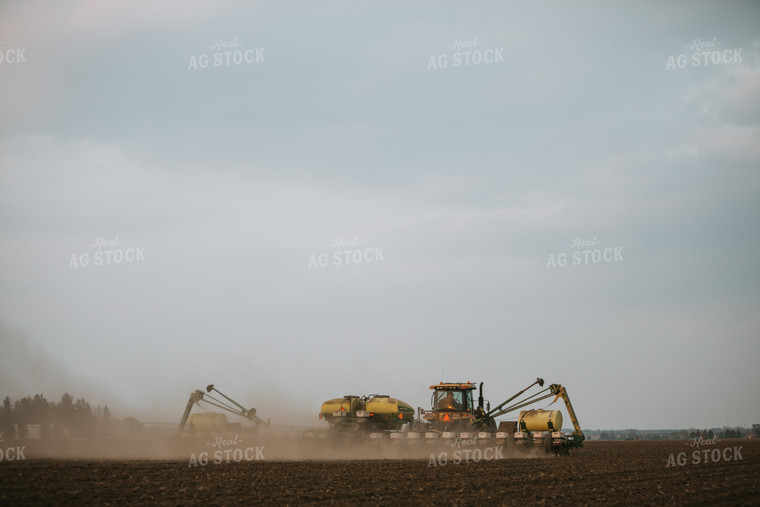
<box><xmin>1</xmin><ymin>440</ymin><xmax>757</xmax><ymax>505</ymax></box>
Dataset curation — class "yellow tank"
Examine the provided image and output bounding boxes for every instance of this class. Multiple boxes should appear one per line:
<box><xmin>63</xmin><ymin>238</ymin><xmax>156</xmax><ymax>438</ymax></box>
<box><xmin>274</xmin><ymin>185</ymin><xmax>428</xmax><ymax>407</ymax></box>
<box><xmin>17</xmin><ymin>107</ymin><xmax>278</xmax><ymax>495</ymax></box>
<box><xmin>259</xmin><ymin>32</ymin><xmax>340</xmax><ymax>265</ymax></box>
<box><xmin>366</xmin><ymin>396</ymin><xmax>414</xmax><ymax>421</ymax></box>
<box><xmin>319</xmin><ymin>395</ymin><xmax>415</xmax><ymax>425</ymax></box>
<box><xmin>186</xmin><ymin>412</ymin><xmax>228</xmax><ymax>432</ymax></box>
<box><xmin>518</xmin><ymin>410</ymin><xmax>563</xmax><ymax>432</ymax></box>
<box><xmin>320</xmin><ymin>397</ymin><xmax>360</xmax><ymax>417</ymax></box>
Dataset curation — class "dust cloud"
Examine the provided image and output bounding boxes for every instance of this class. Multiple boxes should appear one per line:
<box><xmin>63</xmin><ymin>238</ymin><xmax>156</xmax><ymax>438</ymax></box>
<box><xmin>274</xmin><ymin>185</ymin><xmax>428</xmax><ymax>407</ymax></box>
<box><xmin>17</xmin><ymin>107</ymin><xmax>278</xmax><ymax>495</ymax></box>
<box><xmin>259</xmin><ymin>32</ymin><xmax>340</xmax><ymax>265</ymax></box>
<box><xmin>1</xmin><ymin>321</ymin><xmax>556</xmax><ymax>462</ymax></box>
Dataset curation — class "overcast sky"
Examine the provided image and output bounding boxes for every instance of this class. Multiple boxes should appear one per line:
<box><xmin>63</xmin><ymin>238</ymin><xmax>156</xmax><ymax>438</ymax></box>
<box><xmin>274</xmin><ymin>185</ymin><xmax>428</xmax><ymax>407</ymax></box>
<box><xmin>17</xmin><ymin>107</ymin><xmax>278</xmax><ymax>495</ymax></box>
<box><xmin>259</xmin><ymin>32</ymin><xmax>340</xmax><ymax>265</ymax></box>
<box><xmin>1</xmin><ymin>0</ymin><xmax>759</xmax><ymax>430</ymax></box>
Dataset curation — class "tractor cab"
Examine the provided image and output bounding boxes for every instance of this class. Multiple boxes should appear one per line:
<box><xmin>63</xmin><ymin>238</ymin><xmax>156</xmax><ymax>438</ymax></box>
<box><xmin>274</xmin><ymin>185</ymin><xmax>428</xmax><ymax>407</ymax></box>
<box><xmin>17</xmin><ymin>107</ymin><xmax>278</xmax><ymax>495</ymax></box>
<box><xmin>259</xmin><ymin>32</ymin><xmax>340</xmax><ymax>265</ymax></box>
<box><xmin>422</xmin><ymin>382</ymin><xmax>480</xmax><ymax>431</ymax></box>
<box><xmin>432</xmin><ymin>383</ymin><xmax>475</xmax><ymax>412</ymax></box>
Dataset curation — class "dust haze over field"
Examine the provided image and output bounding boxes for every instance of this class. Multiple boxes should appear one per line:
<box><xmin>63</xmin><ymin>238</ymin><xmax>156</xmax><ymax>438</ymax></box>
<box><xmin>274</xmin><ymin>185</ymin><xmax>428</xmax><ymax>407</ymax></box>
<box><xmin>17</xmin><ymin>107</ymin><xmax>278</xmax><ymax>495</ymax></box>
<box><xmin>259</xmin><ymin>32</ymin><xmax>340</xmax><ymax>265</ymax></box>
<box><xmin>18</xmin><ymin>427</ymin><xmax>555</xmax><ymax>462</ymax></box>
<box><xmin>1</xmin><ymin>0</ymin><xmax>759</xmax><ymax>435</ymax></box>
<box><xmin>0</xmin><ymin>321</ymin><xmax>319</xmax><ymax>434</ymax></box>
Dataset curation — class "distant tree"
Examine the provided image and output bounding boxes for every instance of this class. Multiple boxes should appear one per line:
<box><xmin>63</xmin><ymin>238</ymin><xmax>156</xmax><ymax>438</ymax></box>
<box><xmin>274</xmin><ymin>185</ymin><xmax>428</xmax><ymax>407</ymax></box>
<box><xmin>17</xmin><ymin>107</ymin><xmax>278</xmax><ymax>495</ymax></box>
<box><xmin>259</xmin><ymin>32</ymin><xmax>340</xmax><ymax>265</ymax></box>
<box><xmin>54</xmin><ymin>393</ymin><xmax>75</xmax><ymax>438</ymax></box>
<box><xmin>31</xmin><ymin>394</ymin><xmax>50</xmax><ymax>422</ymax></box>
<box><xmin>72</xmin><ymin>397</ymin><xmax>94</xmax><ymax>437</ymax></box>
<box><xmin>31</xmin><ymin>394</ymin><xmax>52</xmax><ymax>439</ymax></box>
<box><xmin>58</xmin><ymin>393</ymin><xmax>74</xmax><ymax>418</ymax></box>
<box><xmin>1</xmin><ymin>396</ymin><xmax>15</xmax><ymax>440</ymax></box>
<box><xmin>722</xmin><ymin>428</ymin><xmax>744</xmax><ymax>439</ymax></box>
<box><xmin>14</xmin><ymin>397</ymin><xmax>32</xmax><ymax>424</ymax></box>
<box><xmin>707</xmin><ymin>429</ymin><xmax>714</xmax><ymax>439</ymax></box>
<box><xmin>94</xmin><ymin>405</ymin><xmax>112</xmax><ymax>437</ymax></box>
<box><xmin>14</xmin><ymin>397</ymin><xmax>33</xmax><ymax>439</ymax></box>
<box><xmin>73</xmin><ymin>398</ymin><xmax>91</xmax><ymax>416</ymax></box>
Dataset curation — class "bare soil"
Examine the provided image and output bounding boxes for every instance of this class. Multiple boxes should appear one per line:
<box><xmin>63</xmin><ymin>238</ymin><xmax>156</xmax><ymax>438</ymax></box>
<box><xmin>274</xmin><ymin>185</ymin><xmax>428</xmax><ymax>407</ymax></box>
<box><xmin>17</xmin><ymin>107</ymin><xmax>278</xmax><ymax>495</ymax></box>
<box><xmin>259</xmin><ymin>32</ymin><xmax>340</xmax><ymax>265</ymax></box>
<box><xmin>0</xmin><ymin>440</ymin><xmax>758</xmax><ymax>505</ymax></box>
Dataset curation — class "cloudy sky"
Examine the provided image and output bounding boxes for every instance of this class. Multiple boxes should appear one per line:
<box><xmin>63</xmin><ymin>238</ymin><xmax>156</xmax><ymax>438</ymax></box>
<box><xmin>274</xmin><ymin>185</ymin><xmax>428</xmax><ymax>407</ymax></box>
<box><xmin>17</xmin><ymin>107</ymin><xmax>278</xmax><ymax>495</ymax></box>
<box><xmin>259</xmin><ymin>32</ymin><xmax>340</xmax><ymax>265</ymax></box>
<box><xmin>1</xmin><ymin>0</ymin><xmax>758</xmax><ymax>430</ymax></box>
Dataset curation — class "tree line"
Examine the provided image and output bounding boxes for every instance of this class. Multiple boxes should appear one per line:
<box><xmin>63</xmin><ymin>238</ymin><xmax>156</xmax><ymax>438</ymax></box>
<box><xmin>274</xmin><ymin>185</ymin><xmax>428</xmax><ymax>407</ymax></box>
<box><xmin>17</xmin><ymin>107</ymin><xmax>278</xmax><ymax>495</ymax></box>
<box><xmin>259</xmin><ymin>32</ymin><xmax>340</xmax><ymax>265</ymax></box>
<box><xmin>0</xmin><ymin>393</ymin><xmax>112</xmax><ymax>439</ymax></box>
<box><xmin>592</xmin><ymin>424</ymin><xmax>760</xmax><ymax>441</ymax></box>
